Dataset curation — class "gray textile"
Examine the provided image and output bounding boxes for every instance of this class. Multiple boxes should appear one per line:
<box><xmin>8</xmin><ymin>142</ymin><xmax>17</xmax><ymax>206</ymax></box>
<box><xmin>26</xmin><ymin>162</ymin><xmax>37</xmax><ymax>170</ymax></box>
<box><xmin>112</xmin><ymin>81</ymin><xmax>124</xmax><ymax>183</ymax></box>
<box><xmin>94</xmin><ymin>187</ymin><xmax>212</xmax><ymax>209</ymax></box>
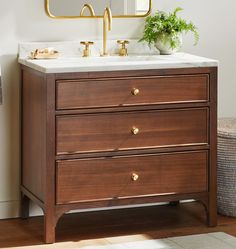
<box><xmin>217</xmin><ymin>118</ymin><xmax>236</xmax><ymax>217</ymax></box>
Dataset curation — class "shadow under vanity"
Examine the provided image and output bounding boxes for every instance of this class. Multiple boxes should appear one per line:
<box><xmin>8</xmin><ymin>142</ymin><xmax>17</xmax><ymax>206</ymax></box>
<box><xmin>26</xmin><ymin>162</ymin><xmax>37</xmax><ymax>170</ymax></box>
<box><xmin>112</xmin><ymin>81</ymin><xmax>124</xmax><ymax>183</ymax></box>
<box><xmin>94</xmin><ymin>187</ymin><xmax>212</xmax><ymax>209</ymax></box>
<box><xmin>19</xmin><ymin>44</ymin><xmax>218</xmax><ymax>243</ymax></box>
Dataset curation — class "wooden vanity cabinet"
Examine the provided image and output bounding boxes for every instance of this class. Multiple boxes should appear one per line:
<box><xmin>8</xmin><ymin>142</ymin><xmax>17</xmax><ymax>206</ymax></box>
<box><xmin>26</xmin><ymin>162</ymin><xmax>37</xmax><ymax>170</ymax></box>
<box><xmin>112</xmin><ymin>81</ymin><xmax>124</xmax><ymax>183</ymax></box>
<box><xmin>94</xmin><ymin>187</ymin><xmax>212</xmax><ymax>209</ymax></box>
<box><xmin>20</xmin><ymin>66</ymin><xmax>217</xmax><ymax>243</ymax></box>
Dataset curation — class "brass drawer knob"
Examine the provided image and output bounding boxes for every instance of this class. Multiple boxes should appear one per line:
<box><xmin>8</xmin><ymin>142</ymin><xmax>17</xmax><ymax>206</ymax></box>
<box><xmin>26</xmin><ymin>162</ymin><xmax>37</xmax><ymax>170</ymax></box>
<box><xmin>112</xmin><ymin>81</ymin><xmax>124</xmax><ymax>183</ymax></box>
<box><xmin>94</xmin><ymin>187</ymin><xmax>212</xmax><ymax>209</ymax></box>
<box><xmin>132</xmin><ymin>173</ymin><xmax>139</xmax><ymax>181</ymax></box>
<box><xmin>131</xmin><ymin>88</ymin><xmax>140</xmax><ymax>96</ymax></box>
<box><xmin>131</xmin><ymin>126</ymin><xmax>139</xmax><ymax>135</ymax></box>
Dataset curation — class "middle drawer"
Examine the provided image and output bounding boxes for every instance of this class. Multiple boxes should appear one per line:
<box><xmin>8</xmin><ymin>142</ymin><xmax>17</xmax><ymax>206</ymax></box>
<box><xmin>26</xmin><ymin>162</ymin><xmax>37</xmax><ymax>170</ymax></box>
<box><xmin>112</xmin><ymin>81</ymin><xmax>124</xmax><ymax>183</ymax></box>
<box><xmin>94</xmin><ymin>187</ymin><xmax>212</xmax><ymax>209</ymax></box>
<box><xmin>56</xmin><ymin>108</ymin><xmax>208</xmax><ymax>155</ymax></box>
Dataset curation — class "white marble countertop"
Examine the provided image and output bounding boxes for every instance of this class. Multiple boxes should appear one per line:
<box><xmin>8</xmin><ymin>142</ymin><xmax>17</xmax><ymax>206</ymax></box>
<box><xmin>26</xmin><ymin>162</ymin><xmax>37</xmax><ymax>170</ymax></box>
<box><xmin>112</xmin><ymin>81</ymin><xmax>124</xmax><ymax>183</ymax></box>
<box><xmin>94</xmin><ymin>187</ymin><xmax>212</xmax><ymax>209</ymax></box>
<box><xmin>18</xmin><ymin>41</ymin><xmax>218</xmax><ymax>74</ymax></box>
<box><xmin>18</xmin><ymin>53</ymin><xmax>218</xmax><ymax>74</ymax></box>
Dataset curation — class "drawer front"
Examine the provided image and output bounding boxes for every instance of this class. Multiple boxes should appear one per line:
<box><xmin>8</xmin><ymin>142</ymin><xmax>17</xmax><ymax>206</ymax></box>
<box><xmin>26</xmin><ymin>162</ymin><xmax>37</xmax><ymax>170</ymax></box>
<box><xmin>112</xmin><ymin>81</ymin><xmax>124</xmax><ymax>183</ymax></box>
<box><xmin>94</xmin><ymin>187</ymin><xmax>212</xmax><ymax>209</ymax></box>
<box><xmin>56</xmin><ymin>75</ymin><xmax>209</xmax><ymax>110</ymax></box>
<box><xmin>56</xmin><ymin>108</ymin><xmax>208</xmax><ymax>155</ymax></box>
<box><xmin>56</xmin><ymin>151</ymin><xmax>208</xmax><ymax>204</ymax></box>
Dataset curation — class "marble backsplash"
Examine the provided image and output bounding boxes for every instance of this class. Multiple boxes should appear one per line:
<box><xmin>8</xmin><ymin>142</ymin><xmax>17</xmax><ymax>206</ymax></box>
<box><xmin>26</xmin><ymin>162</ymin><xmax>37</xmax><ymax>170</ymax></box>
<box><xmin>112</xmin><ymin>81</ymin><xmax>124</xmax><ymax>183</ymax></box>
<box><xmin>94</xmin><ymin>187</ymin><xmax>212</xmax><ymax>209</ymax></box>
<box><xmin>18</xmin><ymin>40</ymin><xmax>159</xmax><ymax>59</ymax></box>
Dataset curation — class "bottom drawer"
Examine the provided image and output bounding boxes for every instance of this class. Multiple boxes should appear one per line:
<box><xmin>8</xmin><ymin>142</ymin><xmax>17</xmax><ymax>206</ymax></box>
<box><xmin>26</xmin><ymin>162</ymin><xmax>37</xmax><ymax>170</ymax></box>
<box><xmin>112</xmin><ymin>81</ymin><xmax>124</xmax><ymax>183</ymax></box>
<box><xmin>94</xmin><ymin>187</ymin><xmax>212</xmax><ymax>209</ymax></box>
<box><xmin>56</xmin><ymin>151</ymin><xmax>208</xmax><ymax>204</ymax></box>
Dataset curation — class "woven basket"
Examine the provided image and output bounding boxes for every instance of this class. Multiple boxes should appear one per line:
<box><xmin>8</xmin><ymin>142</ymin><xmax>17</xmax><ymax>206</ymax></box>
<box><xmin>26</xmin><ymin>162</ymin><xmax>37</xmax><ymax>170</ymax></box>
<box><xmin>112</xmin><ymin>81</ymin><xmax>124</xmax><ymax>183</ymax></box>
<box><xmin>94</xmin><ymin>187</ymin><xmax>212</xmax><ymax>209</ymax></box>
<box><xmin>218</xmin><ymin>118</ymin><xmax>236</xmax><ymax>217</ymax></box>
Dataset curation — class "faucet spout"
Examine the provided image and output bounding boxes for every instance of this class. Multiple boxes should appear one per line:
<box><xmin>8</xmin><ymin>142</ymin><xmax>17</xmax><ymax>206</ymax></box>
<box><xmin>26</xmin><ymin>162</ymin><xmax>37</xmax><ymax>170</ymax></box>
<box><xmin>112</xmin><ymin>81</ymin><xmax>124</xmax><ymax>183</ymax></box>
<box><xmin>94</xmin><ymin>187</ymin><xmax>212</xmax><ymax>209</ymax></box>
<box><xmin>101</xmin><ymin>7</ymin><xmax>112</xmax><ymax>56</ymax></box>
<box><xmin>80</xmin><ymin>4</ymin><xmax>95</xmax><ymax>17</ymax></box>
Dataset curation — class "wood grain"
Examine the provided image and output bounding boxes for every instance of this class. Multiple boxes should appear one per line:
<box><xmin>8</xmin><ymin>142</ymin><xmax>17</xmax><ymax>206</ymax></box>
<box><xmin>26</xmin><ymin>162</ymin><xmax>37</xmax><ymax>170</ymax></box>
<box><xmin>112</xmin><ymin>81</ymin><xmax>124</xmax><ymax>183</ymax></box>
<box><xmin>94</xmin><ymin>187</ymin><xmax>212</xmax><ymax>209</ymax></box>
<box><xmin>208</xmin><ymin>67</ymin><xmax>218</xmax><ymax>226</ymax></box>
<box><xmin>21</xmin><ymin>69</ymin><xmax>46</xmax><ymax>201</ymax></box>
<box><xmin>54</xmin><ymin>67</ymin><xmax>213</xmax><ymax>80</ymax></box>
<box><xmin>56</xmin><ymin>108</ymin><xmax>209</xmax><ymax>155</ymax></box>
<box><xmin>56</xmin><ymin>151</ymin><xmax>208</xmax><ymax>204</ymax></box>
<box><xmin>56</xmin><ymin>75</ymin><xmax>209</xmax><ymax>110</ymax></box>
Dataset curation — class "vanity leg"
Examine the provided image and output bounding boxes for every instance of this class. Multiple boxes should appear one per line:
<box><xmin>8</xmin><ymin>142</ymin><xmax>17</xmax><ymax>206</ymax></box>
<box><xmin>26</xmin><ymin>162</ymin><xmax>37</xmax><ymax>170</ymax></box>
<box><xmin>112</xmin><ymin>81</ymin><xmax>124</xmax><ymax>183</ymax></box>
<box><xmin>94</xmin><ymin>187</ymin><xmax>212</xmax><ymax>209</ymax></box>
<box><xmin>44</xmin><ymin>213</ymin><xmax>56</xmax><ymax>244</ymax></box>
<box><xmin>20</xmin><ymin>193</ymin><xmax>30</xmax><ymax>219</ymax></box>
<box><xmin>207</xmin><ymin>208</ymin><xmax>217</xmax><ymax>227</ymax></box>
<box><xmin>207</xmin><ymin>198</ymin><xmax>217</xmax><ymax>227</ymax></box>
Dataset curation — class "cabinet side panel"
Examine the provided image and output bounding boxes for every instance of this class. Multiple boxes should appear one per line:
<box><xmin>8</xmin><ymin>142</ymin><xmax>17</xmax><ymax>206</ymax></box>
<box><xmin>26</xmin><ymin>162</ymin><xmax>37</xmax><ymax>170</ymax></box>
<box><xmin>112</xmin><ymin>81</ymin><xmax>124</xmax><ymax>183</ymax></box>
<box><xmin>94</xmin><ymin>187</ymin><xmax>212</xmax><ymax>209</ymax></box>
<box><xmin>208</xmin><ymin>67</ymin><xmax>218</xmax><ymax>226</ymax></box>
<box><xmin>22</xmin><ymin>69</ymin><xmax>46</xmax><ymax>202</ymax></box>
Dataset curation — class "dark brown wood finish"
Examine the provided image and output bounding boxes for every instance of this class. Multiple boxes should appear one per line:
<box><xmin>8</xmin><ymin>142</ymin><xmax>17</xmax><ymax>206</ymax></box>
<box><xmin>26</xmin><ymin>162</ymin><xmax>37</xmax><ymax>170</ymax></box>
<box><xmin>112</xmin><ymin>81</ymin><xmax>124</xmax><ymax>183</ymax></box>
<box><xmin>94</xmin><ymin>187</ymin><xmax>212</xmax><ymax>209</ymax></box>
<box><xmin>21</xmin><ymin>70</ymin><xmax>47</xmax><ymax>202</ymax></box>
<box><xmin>56</xmin><ymin>151</ymin><xmax>208</xmax><ymax>204</ymax></box>
<box><xmin>55</xmin><ymin>192</ymin><xmax>209</xmax><ymax>216</ymax></box>
<box><xmin>56</xmin><ymin>108</ymin><xmax>209</xmax><ymax>155</ymax></box>
<box><xmin>20</xmin><ymin>66</ymin><xmax>217</xmax><ymax>243</ymax></box>
<box><xmin>53</xmin><ymin>67</ymin><xmax>214</xmax><ymax>80</ymax></box>
<box><xmin>56</xmin><ymin>75</ymin><xmax>209</xmax><ymax>110</ymax></box>
<box><xmin>44</xmin><ymin>74</ymin><xmax>56</xmax><ymax>243</ymax></box>
<box><xmin>208</xmin><ymin>67</ymin><xmax>218</xmax><ymax>227</ymax></box>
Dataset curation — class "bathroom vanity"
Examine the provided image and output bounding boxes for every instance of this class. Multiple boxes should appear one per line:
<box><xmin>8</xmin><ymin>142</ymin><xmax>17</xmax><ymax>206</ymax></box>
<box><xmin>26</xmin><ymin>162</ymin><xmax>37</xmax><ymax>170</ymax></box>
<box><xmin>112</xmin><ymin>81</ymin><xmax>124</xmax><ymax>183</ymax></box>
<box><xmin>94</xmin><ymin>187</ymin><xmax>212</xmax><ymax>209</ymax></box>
<box><xmin>19</xmin><ymin>50</ymin><xmax>218</xmax><ymax>243</ymax></box>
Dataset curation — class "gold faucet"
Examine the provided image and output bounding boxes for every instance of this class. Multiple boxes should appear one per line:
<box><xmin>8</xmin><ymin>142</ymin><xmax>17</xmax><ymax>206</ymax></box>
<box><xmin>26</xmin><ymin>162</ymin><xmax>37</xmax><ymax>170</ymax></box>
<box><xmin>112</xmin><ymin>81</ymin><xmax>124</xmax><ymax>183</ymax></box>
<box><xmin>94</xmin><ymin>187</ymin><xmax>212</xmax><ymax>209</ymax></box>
<box><xmin>117</xmin><ymin>40</ymin><xmax>130</xmax><ymax>56</ymax></box>
<box><xmin>80</xmin><ymin>4</ymin><xmax>95</xmax><ymax>17</ymax></box>
<box><xmin>101</xmin><ymin>7</ymin><xmax>112</xmax><ymax>56</ymax></box>
<box><xmin>80</xmin><ymin>41</ymin><xmax>94</xmax><ymax>57</ymax></box>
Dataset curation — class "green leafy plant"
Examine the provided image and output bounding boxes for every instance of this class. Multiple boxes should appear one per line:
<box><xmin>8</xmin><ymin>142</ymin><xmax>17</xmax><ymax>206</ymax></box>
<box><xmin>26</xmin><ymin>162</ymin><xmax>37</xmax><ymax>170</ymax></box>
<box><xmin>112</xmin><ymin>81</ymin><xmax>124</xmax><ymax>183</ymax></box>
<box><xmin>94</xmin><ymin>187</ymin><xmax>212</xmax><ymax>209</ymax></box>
<box><xmin>139</xmin><ymin>7</ymin><xmax>199</xmax><ymax>49</ymax></box>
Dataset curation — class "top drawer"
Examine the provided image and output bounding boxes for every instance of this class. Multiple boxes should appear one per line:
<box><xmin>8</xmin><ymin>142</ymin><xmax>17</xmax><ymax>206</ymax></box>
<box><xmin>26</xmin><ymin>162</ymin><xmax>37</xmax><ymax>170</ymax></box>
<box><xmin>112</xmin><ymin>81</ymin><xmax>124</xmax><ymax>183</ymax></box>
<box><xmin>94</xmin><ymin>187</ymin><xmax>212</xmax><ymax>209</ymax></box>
<box><xmin>56</xmin><ymin>75</ymin><xmax>209</xmax><ymax>110</ymax></box>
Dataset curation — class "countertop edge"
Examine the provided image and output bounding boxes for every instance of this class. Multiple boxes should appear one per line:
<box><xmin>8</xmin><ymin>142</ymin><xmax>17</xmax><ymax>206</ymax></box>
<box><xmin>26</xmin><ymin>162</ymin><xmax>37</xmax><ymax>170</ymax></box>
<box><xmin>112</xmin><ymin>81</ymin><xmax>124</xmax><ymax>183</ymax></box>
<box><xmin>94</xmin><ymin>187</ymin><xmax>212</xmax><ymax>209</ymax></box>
<box><xmin>18</xmin><ymin>58</ymin><xmax>218</xmax><ymax>74</ymax></box>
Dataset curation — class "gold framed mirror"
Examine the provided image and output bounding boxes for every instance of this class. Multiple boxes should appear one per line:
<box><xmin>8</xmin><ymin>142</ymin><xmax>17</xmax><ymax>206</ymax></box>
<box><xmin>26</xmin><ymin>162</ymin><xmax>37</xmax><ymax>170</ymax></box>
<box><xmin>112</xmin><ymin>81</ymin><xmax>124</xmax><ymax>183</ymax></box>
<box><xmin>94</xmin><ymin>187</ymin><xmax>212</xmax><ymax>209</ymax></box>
<box><xmin>45</xmin><ymin>0</ymin><xmax>152</xmax><ymax>18</ymax></box>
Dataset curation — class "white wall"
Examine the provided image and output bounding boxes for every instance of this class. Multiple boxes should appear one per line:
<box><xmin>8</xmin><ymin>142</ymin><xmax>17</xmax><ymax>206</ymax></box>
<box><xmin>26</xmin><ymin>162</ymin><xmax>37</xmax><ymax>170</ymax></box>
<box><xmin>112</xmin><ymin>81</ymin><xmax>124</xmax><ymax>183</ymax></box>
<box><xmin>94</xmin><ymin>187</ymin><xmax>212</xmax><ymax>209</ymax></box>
<box><xmin>50</xmin><ymin>0</ymin><xmax>110</xmax><ymax>16</ymax></box>
<box><xmin>0</xmin><ymin>0</ymin><xmax>235</xmax><ymax>219</ymax></box>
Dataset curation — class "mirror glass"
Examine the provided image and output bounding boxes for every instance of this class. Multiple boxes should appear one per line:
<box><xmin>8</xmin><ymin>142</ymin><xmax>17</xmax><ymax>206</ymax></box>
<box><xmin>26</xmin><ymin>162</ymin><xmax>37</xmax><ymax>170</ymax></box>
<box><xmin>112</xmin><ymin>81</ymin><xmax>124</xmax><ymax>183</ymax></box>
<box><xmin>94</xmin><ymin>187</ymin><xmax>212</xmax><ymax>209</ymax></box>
<box><xmin>46</xmin><ymin>0</ymin><xmax>151</xmax><ymax>18</ymax></box>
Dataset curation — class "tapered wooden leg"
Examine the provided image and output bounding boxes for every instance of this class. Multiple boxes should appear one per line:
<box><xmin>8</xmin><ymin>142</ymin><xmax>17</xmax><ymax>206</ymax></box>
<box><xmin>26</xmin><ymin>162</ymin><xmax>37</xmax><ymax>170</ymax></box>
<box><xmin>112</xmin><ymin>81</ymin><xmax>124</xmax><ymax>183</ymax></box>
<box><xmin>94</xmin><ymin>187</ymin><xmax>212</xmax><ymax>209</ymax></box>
<box><xmin>44</xmin><ymin>213</ymin><xmax>56</xmax><ymax>244</ymax></box>
<box><xmin>20</xmin><ymin>193</ymin><xmax>30</xmax><ymax>219</ymax></box>
<box><xmin>207</xmin><ymin>198</ymin><xmax>217</xmax><ymax>227</ymax></box>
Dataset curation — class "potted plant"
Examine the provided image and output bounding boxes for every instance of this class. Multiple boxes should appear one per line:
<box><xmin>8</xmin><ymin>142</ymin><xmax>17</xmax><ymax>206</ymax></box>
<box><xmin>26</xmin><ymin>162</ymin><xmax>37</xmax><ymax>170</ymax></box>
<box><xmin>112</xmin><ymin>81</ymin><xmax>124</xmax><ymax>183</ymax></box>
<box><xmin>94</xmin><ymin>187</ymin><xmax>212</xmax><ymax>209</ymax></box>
<box><xmin>139</xmin><ymin>7</ymin><xmax>199</xmax><ymax>55</ymax></box>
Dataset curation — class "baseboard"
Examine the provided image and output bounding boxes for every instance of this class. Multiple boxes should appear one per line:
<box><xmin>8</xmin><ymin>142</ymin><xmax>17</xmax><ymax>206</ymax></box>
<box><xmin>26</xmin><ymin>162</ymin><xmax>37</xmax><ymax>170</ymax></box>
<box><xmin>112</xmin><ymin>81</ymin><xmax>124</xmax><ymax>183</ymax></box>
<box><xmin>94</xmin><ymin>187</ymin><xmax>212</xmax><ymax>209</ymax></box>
<box><xmin>0</xmin><ymin>200</ymin><xmax>20</xmax><ymax>219</ymax></box>
<box><xmin>0</xmin><ymin>200</ymin><xmax>43</xmax><ymax>219</ymax></box>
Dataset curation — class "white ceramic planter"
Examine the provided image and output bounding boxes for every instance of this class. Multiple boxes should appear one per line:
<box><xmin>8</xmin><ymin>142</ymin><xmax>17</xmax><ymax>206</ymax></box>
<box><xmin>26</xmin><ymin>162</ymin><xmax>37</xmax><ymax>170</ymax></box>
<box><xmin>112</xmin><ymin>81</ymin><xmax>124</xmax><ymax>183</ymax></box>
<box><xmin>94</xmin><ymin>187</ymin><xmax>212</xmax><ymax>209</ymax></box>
<box><xmin>155</xmin><ymin>33</ymin><xmax>183</xmax><ymax>55</ymax></box>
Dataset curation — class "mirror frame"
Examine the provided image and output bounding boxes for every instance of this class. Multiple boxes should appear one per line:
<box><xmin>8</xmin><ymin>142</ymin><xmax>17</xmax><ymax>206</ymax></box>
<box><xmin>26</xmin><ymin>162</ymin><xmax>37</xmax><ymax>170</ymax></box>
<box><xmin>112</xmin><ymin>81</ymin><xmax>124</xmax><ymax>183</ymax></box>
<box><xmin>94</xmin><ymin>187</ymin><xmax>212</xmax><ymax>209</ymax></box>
<box><xmin>45</xmin><ymin>0</ymin><xmax>152</xmax><ymax>18</ymax></box>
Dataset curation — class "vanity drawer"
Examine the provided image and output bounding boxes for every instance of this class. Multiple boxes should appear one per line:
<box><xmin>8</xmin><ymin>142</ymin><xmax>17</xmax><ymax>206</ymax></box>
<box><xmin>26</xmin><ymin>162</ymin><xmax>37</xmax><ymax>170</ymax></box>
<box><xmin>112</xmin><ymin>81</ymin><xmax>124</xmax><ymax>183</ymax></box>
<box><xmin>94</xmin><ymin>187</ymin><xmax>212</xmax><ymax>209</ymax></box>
<box><xmin>56</xmin><ymin>151</ymin><xmax>208</xmax><ymax>204</ymax></box>
<box><xmin>56</xmin><ymin>75</ymin><xmax>209</xmax><ymax>110</ymax></box>
<box><xmin>56</xmin><ymin>108</ymin><xmax>208</xmax><ymax>155</ymax></box>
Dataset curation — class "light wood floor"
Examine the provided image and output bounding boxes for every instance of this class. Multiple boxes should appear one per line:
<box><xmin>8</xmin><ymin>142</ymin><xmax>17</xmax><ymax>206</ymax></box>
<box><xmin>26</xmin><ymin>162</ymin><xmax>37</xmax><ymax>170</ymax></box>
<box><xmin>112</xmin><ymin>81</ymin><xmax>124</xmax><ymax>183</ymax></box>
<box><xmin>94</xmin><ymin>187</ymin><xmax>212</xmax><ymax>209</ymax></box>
<box><xmin>0</xmin><ymin>202</ymin><xmax>236</xmax><ymax>248</ymax></box>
